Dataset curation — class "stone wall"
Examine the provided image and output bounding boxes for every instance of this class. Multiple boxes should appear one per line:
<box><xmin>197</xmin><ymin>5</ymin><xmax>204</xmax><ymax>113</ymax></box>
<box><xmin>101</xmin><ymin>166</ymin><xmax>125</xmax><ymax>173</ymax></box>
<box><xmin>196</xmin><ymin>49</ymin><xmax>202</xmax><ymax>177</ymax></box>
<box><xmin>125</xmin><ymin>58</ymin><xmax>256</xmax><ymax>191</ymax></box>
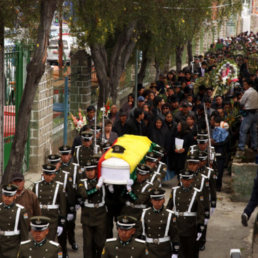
<box><xmin>29</xmin><ymin>68</ymin><xmax>53</xmax><ymax>172</ymax></box>
<box><xmin>70</xmin><ymin>50</ymin><xmax>92</xmax><ymax>114</ymax></box>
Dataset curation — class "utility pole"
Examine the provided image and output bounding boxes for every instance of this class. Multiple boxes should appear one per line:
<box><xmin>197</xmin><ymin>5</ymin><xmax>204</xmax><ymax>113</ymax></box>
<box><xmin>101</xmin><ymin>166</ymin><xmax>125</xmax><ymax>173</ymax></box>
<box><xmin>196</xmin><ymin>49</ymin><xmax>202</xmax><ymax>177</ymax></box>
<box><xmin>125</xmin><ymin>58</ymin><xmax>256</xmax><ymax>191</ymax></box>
<box><xmin>58</xmin><ymin>1</ymin><xmax>63</xmax><ymax>78</ymax></box>
<box><xmin>134</xmin><ymin>49</ymin><xmax>138</xmax><ymax>107</ymax></box>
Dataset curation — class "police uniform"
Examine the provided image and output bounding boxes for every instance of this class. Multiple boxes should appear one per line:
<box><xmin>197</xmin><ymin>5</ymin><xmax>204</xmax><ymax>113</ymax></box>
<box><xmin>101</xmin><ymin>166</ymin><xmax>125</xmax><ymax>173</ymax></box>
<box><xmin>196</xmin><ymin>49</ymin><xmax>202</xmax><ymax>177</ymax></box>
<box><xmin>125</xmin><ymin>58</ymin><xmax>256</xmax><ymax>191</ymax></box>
<box><xmin>0</xmin><ymin>185</ymin><xmax>29</xmax><ymax>258</ymax></box>
<box><xmin>59</xmin><ymin>146</ymin><xmax>82</xmax><ymax>251</ymax></box>
<box><xmin>197</xmin><ymin>152</ymin><xmax>217</xmax><ymax>250</ymax></box>
<box><xmin>152</xmin><ymin>145</ymin><xmax>168</xmax><ymax>181</ymax></box>
<box><xmin>77</xmin><ymin>160</ymin><xmax>107</xmax><ymax>258</ymax></box>
<box><xmin>73</xmin><ymin>132</ymin><xmax>94</xmax><ymax>165</ymax></box>
<box><xmin>102</xmin><ymin>216</ymin><xmax>148</xmax><ymax>258</ymax></box>
<box><xmin>32</xmin><ymin>164</ymin><xmax>66</xmax><ymax>241</ymax></box>
<box><xmin>17</xmin><ymin>216</ymin><xmax>62</xmax><ymax>258</ymax></box>
<box><xmin>141</xmin><ymin>189</ymin><xmax>179</xmax><ymax>258</ymax></box>
<box><xmin>48</xmin><ymin>152</ymin><xmax>77</xmax><ymax>255</ymax></box>
<box><xmin>145</xmin><ymin>152</ymin><xmax>162</xmax><ymax>188</ymax></box>
<box><xmin>122</xmin><ymin>164</ymin><xmax>153</xmax><ymax>221</ymax></box>
<box><xmin>167</xmin><ymin>170</ymin><xmax>205</xmax><ymax>258</ymax></box>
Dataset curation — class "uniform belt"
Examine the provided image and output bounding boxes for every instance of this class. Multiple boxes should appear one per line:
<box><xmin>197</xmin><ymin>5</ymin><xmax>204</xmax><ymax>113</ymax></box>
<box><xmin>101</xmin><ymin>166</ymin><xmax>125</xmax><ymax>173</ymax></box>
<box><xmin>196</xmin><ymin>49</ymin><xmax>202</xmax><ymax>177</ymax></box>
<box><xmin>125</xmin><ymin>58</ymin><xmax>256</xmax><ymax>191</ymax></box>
<box><xmin>145</xmin><ymin>236</ymin><xmax>170</xmax><ymax>244</ymax></box>
<box><xmin>40</xmin><ymin>204</ymin><xmax>59</xmax><ymax>209</ymax></box>
<box><xmin>125</xmin><ymin>201</ymin><xmax>147</xmax><ymax>209</ymax></box>
<box><xmin>84</xmin><ymin>202</ymin><xmax>104</xmax><ymax>208</ymax></box>
<box><xmin>0</xmin><ymin>230</ymin><xmax>20</xmax><ymax>236</ymax></box>
<box><xmin>174</xmin><ymin>211</ymin><xmax>197</xmax><ymax>216</ymax></box>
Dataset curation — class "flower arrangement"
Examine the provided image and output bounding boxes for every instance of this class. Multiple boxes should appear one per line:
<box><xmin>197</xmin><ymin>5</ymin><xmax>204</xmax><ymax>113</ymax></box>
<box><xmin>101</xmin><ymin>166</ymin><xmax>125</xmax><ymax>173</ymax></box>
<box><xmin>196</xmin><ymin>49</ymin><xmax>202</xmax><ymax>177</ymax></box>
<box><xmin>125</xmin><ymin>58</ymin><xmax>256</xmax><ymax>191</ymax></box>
<box><xmin>70</xmin><ymin>108</ymin><xmax>86</xmax><ymax>132</ymax></box>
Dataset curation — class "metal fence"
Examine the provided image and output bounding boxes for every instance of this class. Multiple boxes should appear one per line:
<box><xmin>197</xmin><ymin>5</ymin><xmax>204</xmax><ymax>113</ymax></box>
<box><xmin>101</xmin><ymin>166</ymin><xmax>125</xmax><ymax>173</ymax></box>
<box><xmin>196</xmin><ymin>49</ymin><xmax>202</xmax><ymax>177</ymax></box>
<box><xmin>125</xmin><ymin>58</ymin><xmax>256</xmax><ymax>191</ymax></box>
<box><xmin>4</xmin><ymin>43</ymin><xmax>31</xmax><ymax>171</ymax></box>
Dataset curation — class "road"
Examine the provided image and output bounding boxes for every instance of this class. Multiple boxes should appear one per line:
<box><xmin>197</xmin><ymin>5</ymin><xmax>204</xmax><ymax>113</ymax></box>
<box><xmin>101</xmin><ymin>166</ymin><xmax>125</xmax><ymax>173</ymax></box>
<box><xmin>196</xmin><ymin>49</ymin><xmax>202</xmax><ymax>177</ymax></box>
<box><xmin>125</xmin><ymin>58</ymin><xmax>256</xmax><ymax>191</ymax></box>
<box><xmin>67</xmin><ymin>176</ymin><xmax>256</xmax><ymax>258</ymax></box>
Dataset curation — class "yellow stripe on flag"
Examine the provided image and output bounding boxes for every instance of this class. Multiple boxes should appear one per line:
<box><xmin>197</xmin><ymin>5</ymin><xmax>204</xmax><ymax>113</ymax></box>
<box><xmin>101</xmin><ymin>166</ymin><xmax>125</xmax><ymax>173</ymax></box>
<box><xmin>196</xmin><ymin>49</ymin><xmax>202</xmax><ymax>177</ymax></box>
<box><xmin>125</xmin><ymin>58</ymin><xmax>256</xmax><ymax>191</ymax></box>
<box><xmin>104</xmin><ymin>134</ymin><xmax>152</xmax><ymax>173</ymax></box>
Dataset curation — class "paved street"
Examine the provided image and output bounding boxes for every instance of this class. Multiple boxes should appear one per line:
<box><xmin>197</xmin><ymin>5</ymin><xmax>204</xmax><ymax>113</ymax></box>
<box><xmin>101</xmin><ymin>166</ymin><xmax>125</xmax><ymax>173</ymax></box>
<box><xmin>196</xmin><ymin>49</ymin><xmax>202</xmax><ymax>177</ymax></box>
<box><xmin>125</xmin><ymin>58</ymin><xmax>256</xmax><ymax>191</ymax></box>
<box><xmin>67</xmin><ymin>176</ymin><xmax>257</xmax><ymax>258</ymax></box>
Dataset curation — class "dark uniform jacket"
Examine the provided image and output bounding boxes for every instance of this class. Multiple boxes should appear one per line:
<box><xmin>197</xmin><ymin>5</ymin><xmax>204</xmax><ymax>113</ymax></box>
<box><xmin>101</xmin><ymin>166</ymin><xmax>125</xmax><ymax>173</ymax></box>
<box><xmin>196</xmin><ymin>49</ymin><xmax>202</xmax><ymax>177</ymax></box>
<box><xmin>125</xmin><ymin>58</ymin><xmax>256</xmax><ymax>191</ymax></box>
<box><xmin>18</xmin><ymin>239</ymin><xmax>62</xmax><ymax>258</ymax></box>
<box><xmin>199</xmin><ymin>166</ymin><xmax>217</xmax><ymax>208</ymax></box>
<box><xmin>78</xmin><ymin>177</ymin><xmax>107</xmax><ymax>226</ymax></box>
<box><xmin>167</xmin><ymin>186</ymin><xmax>205</xmax><ymax>236</ymax></box>
<box><xmin>101</xmin><ymin>238</ymin><xmax>148</xmax><ymax>258</ymax></box>
<box><xmin>0</xmin><ymin>202</ymin><xmax>29</xmax><ymax>258</ymax></box>
<box><xmin>141</xmin><ymin>207</ymin><xmax>179</xmax><ymax>258</ymax></box>
<box><xmin>32</xmin><ymin>180</ymin><xmax>66</xmax><ymax>223</ymax></box>
<box><xmin>122</xmin><ymin>180</ymin><xmax>153</xmax><ymax>219</ymax></box>
<box><xmin>73</xmin><ymin>145</ymin><xmax>93</xmax><ymax>166</ymax></box>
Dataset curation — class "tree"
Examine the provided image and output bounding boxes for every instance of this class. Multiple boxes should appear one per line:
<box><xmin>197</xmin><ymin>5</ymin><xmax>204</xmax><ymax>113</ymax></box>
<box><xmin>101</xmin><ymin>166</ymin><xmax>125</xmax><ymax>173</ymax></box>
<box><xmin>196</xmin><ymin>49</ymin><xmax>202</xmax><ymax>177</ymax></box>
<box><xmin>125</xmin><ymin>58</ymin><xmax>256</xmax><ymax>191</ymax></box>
<box><xmin>3</xmin><ymin>0</ymin><xmax>58</xmax><ymax>184</ymax></box>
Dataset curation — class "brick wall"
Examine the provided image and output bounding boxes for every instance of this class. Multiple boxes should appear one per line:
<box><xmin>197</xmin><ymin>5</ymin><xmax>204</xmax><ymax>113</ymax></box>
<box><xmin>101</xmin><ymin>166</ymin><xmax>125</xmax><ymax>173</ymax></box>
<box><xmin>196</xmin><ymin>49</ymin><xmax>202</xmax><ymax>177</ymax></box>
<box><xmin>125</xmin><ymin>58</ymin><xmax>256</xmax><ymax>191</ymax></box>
<box><xmin>29</xmin><ymin>68</ymin><xmax>53</xmax><ymax>172</ymax></box>
<box><xmin>70</xmin><ymin>50</ymin><xmax>92</xmax><ymax>114</ymax></box>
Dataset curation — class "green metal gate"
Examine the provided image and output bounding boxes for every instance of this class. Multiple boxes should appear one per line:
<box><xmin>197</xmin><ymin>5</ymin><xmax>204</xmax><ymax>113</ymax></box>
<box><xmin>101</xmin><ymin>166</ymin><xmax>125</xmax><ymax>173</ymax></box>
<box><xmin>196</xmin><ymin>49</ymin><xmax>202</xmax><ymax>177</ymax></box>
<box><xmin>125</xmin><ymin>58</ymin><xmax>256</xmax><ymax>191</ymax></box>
<box><xmin>4</xmin><ymin>43</ymin><xmax>31</xmax><ymax>171</ymax></box>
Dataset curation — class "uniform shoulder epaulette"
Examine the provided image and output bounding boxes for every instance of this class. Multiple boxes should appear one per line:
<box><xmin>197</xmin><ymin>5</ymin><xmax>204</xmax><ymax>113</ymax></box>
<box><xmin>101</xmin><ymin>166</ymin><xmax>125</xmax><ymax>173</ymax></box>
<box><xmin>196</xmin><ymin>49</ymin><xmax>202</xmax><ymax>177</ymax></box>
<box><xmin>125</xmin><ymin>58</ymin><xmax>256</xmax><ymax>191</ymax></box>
<box><xmin>49</xmin><ymin>240</ymin><xmax>60</xmax><ymax>247</ymax></box>
<box><xmin>56</xmin><ymin>181</ymin><xmax>64</xmax><ymax>185</ymax></box>
<box><xmin>193</xmin><ymin>187</ymin><xmax>201</xmax><ymax>193</ymax></box>
<box><xmin>172</xmin><ymin>186</ymin><xmax>180</xmax><ymax>190</ymax></box>
<box><xmin>166</xmin><ymin>208</ymin><xmax>175</xmax><ymax>214</ymax></box>
<box><xmin>80</xmin><ymin>178</ymin><xmax>87</xmax><ymax>182</ymax></box>
<box><xmin>106</xmin><ymin>238</ymin><xmax>116</xmax><ymax>242</ymax></box>
<box><xmin>75</xmin><ymin>145</ymin><xmax>81</xmax><ymax>149</ymax></box>
<box><xmin>16</xmin><ymin>203</ymin><xmax>25</xmax><ymax>209</ymax></box>
<box><xmin>135</xmin><ymin>238</ymin><xmax>146</xmax><ymax>244</ymax></box>
<box><xmin>143</xmin><ymin>207</ymin><xmax>151</xmax><ymax>212</ymax></box>
<box><xmin>34</xmin><ymin>180</ymin><xmax>43</xmax><ymax>184</ymax></box>
<box><xmin>21</xmin><ymin>240</ymin><xmax>31</xmax><ymax>245</ymax></box>
<box><xmin>62</xmin><ymin>170</ymin><xmax>70</xmax><ymax>174</ymax></box>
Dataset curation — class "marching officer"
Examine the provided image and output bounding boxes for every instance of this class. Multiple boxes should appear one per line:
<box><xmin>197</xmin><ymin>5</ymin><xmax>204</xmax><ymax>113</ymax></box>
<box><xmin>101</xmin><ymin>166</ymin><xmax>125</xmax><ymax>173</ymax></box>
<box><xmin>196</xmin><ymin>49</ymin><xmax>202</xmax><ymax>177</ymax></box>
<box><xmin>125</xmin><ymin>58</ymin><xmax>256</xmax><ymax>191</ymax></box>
<box><xmin>141</xmin><ymin>188</ymin><xmax>180</xmax><ymax>258</ymax></box>
<box><xmin>74</xmin><ymin>131</ymin><xmax>94</xmax><ymax>166</ymax></box>
<box><xmin>145</xmin><ymin>152</ymin><xmax>162</xmax><ymax>188</ymax></box>
<box><xmin>197</xmin><ymin>151</ymin><xmax>217</xmax><ymax>251</ymax></box>
<box><xmin>32</xmin><ymin>164</ymin><xmax>66</xmax><ymax>241</ymax></box>
<box><xmin>152</xmin><ymin>145</ymin><xmax>167</xmax><ymax>180</ymax></box>
<box><xmin>0</xmin><ymin>184</ymin><xmax>29</xmax><ymax>257</ymax></box>
<box><xmin>167</xmin><ymin>170</ymin><xmax>205</xmax><ymax>258</ymax></box>
<box><xmin>17</xmin><ymin>216</ymin><xmax>63</xmax><ymax>258</ymax></box>
<box><xmin>102</xmin><ymin>215</ymin><xmax>148</xmax><ymax>258</ymax></box>
<box><xmin>77</xmin><ymin>159</ymin><xmax>106</xmax><ymax>258</ymax></box>
<box><xmin>122</xmin><ymin>164</ymin><xmax>153</xmax><ymax>220</ymax></box>
<box><xmin>59</xmin><ymin>145</ymin><xmax>81</xmax><ymax>251</ymax></box>
<box><xmin>48</xmin><ymin>154</ymin><xmax>76</xmax><ymax>257</ymax></box>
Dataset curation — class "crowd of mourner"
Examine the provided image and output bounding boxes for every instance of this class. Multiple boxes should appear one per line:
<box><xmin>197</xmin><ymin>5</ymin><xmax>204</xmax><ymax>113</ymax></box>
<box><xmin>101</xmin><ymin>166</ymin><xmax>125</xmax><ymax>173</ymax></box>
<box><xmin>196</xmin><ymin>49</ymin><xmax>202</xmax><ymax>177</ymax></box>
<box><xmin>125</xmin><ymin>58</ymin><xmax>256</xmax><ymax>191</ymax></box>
<box><xmin>0</xmin><ymin>31</ymin><xmax>258</xmax><ymax>258</ymax></box>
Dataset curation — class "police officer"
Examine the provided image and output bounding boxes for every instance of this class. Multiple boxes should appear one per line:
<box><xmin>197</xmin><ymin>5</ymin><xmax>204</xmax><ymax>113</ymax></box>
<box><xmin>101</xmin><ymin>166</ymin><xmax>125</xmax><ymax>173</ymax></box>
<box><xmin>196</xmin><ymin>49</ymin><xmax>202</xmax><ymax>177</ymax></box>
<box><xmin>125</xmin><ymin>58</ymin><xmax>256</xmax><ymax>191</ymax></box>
<box><xmin>141</xmin><ymin>188</ymin><xmax>179</xmax><ymax>258</ymax></box>
<box><xmin>0</xmin><ymin>184</ymin><xmax>29</xmax><ymax>257</ymax></box>
<box><xmin>122</xmin><ymin>164</ymin><xmax>153</xmax><ymax>220</ymax></box>
<box><xmin>10</xmin><ymin>173</ymin><xmax>41</xmax><ymax>220</ymax></box>
<box><xmin>152</xmin><ymin>145</ymin><xmax>168</xmax><ymax>180</ymax></box>
<box><xmin>77</xmin><ymin>159</ymin><xmax>106</xmax><ymax>258</ymax></box>
<box><xmin>197</xmin><ymin>151</ymin><xmax>217</xmax><ymax>251</ymax></box>
<box><xmin>167</xmin><ymin>170</ymin><xmax>205</xmax><ymax>258</ymax></box>
<box><xmin>32</xmin><ymin>164</ymin><xmax>66</xmax><ymax>241</ymax></box>
<box><xmin>18</xmin><ymin>216</ymin><xmax>62</xmax><ymax>258</ymax></box>
<box><xmin>59</xmin><ymin>145</ymin><xmax>81</xmax><ymax>251</ymax></box>
<box><xmin>102</xmin><ymin>215</ymin><xmax>148</xmax><ymax>258</ymax></box>
<box><xmin>145</xmin><ymin>152</ymin><xmax>162</xmax><ymax>188</ymax></box>
<box><xmin>74</xmin><ymin>131</ymin><xmax>94</xmax><ymax>165</ymax></box>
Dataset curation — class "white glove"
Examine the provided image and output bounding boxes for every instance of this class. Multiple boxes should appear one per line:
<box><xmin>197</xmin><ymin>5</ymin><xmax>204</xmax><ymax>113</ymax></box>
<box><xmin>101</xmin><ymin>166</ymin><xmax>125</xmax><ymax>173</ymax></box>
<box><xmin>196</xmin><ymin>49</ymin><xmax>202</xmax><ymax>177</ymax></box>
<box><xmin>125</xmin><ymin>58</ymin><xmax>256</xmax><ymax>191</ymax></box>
<box><xmin>204</xmin><ymin>219</ymin><xmax>209</xmax><ymax>225</ymax></box>
<box><xmin>210</xmin><ymin>207</ymin><xmax>215</xmax><ymax>215</ymax></box>
<box><xmin>126</xmin><ymin>179</ymin><xmax>134</xmax><ymax>192</ymax></box>
<box><xmin>96</xmin><ymin>176</ymin><xmax>104</xmax><ymax>188</ymax></box>
<box><xmin>57</xmin><ymin>226</ymin><xmax>63</xmax><ymax>236</ymax></box>
<box><xmin>67</xmin><ymin>213</ymin><xmax>74</xmax><ymax>221</ymax></box>
<box><xmin>75</xmin><ymin>204</ymin><xmax>81</xmax><ymax>211</ymax></box>
<box><xmin>171</xmin><ymin>255</ymin><xmax>178</xmax><ymax>258</ymax></box>
<box><xmin>196</xmin><ymin>232</ymin><xmax>202</xmax><ymax>241</ymax></box>
<box><xmin>127</xmin><ymin>179</ymin><xmax>134</xmax><ymax>186</ymax></box>
<box><xmin>108</xmin><ymin>184</ymin><xmax>114</xmax><ymax>193</ymax></box>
